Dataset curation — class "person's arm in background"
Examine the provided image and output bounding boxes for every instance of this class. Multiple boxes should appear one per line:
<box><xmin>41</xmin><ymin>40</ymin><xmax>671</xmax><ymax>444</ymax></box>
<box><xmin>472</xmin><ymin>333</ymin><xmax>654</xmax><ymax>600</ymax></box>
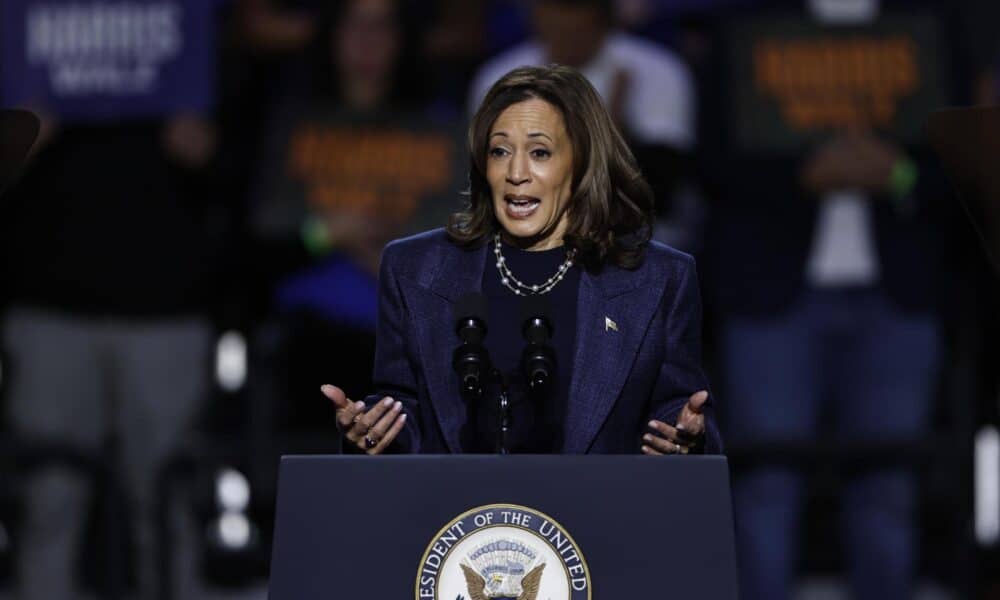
<box><xmin>642</xmin><ymin>255</ymin><xmax>723</xmax><ymax>455</ymax></box>
<box><xmin>800</xmin><ymin>131</ymin><xmax>910</xmax><ymax>198</ymax></box>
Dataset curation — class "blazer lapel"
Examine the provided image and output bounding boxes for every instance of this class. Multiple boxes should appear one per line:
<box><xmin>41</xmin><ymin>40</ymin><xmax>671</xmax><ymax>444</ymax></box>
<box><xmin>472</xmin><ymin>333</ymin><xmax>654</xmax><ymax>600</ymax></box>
<box><xmin>403</xmin><ymin>240</ymin><xmax>487</xmax><ymax>453</ymax></box>
<box><xmin>563</xmin><ymin>263</ymin><xmax>666</xmax><ymax>453</ymax></box>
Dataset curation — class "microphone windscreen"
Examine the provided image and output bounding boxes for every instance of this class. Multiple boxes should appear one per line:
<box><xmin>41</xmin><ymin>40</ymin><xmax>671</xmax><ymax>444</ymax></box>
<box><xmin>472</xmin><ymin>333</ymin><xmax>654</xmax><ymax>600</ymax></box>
<box><xmin>455</xmin><ymin>293</ymin><xmax>488</xmax><ymax>322</ymax></box>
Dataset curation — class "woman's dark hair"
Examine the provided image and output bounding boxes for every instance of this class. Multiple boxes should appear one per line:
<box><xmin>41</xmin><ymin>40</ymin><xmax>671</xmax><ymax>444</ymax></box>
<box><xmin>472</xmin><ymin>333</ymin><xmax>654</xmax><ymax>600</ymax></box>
<box><xmin>447</xmin><ymin>65</ymin><xmax>655</xmax><ymax>270</ymax></box>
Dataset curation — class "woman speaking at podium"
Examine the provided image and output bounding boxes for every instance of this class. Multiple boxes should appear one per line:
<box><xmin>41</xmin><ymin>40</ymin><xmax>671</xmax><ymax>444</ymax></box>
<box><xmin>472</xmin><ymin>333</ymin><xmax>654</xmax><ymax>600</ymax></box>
<box><xmin>322</xmin><ymin>65</ymin><xmax>721</xmax><ymax>456</ymax></box>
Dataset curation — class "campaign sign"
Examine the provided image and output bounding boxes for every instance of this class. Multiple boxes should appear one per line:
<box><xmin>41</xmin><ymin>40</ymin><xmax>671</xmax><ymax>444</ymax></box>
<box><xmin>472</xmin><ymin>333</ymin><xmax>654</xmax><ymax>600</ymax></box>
<box><xmin>253</xmin><ymin>106</ymin><xmax>465</xmax><ymax>239</ymax></box>
<box><xmin>0</xmin><ymin>0</ymin><xmax>217</xmax><ymax>120</ymax></box>
<box><xmin>727</xmin><ymin>11</ymin><xmax>951</xmax><ymax>152</ymax></box>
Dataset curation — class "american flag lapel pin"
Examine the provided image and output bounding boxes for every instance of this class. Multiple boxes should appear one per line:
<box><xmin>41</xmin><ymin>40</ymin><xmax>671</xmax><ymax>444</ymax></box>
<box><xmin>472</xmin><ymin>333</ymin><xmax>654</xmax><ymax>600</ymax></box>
<box><xmin>605</xmin><ymin>316</ymin><xmax>618</xmax><ymax>332</ymax></box>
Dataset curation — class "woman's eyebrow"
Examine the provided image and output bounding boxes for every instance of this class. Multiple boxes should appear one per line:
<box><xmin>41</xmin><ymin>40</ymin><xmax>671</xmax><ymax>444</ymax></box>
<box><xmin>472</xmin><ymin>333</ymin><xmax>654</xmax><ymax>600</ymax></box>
<box><xmin>528</xmin><ymin>132</ymin><xmax>553</xmax><ymax>141</ymax></box>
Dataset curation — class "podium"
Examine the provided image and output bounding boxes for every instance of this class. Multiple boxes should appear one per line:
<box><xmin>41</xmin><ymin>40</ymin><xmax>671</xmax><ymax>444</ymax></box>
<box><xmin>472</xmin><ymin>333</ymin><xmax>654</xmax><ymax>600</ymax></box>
<box><xmin>268</xmin><ymin>455</ymin><xmax>738</xmax><ymax>599</ymax></box>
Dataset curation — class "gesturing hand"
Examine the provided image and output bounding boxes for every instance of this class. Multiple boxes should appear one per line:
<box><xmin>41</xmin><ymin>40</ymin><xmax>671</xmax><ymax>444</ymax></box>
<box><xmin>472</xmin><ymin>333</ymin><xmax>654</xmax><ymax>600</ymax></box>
<box><xmin>642</xmin><ymin>390</ymin><xmax>708</xmax><ymax>456</ymax></box>
<box><xmin>321</xmin><ymin>384</ymin><xmax>407</xmax><ymax>455</ymax></box>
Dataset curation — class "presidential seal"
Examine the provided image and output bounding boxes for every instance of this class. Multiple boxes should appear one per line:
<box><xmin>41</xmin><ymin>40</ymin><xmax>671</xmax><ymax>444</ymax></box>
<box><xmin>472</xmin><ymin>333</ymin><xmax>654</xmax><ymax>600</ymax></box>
<box><xmin>416</xmin><ymin>504</ymin><xmax>591</xmax><ymax>600</ymax></box>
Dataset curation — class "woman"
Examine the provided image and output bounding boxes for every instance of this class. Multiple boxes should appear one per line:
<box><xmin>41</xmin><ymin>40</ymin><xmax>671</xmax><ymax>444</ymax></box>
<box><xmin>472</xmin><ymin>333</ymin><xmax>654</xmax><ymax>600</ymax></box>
<box><xmin>255</xmin><ymin>0</ymin><xmax>433</xmax><ymax>429</ymax></box>
<box><xmin>321</xmin><ymin>64</ymin><xmax>721</xmax><ymax>455</ymax></box>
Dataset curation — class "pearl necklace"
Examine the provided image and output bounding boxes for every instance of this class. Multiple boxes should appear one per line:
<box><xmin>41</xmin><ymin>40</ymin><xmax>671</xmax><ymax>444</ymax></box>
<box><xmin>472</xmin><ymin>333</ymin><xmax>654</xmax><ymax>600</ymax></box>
<box><xmin>492</xmin><ymin>232</ymin><xmax>576</xmax><ymax>296</ymax></box>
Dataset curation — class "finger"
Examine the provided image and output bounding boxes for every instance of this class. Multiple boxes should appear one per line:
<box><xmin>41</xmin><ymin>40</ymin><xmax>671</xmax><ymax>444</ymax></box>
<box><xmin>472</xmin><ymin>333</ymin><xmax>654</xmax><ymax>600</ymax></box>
<box><xmin>641</xmin><ymin>444</ymin><xmax>664</xmax><ymax>456</ymax></box>
<box><xmin>323</xmin><ymin>384</ymin><xmax>369</xmax><ymax>437</ymax></box>
<box><xmin>643</xmin><ymin>433</ymin><xmax>687</xmax><ymax>455</ymax></box>
<box><xmin>647</xmin><ymin>421</ymin><xmax>693</xmax><ymax>447</ymax></box>
<box><xmin>357</xmin><ymin>396</ymin><xmax>395</xmax><ymax>432</ymax></box>
<box><xmin>672</xmin><ymin>424</ymin><xmax>700</xmax><ymax>444</ymax></box>
<box><xmin>686</xmin><ymin>390</ymin><xmax>709</xmax><ymax>414</ymax></box>
<box><xmin>356</xmin><ymin>402</ymin><xmax>398</xmax><ymax>452</ymax></box>
<box><xmin>367</xmin><ymin>400</ymin><xmax>403</xmax><ymax>440</ymax></box>
<box><xmin>342</xmin><ymin>401</ymin><xmax>371</xmax><ymax>441</ymax></box>
<box><xmin>369</xmin><ymin>413</ymin><xmax>407</xmax><ymax>455</ymax></box>
<box><xmin>321</xmin><ymin>384</ymin><xmax>352</xmax><ymax>409</ymax></box>
<box><xmin>676</xmin><ymin>412</ymin><xmax>705</xmax><ymax>438</ymax></box>
<box><xmin>339</xmin><ymin>400</ymin><xmax>368</xmax><ymax>438</ymax></box>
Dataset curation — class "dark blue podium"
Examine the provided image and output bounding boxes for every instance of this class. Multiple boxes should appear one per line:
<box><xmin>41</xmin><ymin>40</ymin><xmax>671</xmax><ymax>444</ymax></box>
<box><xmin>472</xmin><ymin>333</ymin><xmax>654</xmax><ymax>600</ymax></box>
<box><xmin>269</xmin><ymin>455</ymin><xmax>737</xmax><ymax>599</ymax></box>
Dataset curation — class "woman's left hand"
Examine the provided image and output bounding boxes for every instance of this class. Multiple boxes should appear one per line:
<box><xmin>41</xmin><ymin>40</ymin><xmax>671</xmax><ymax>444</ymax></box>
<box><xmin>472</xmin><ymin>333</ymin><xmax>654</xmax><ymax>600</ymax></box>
<box><xmin>642</xmin><ymin>390</ymin><xmax>708</xmax><ymax>455</ymax></box>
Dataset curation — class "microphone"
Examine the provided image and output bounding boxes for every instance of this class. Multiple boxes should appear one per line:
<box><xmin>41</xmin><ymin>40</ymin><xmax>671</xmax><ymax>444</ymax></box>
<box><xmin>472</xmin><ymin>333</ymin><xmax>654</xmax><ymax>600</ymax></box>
<box><xmin>453</xmin><ymin>293</ymin><xmax>491</xmax><ymax>401</ymax></box>
<box><xmin>520</xmin><ymin>295</ymin><xmax>556</xmax><ymax>397</ymax></box>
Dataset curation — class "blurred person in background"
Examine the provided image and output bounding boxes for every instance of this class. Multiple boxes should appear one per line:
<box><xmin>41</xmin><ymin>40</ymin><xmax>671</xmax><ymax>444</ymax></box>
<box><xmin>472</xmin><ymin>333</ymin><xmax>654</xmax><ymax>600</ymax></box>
<box><xmin>295</xmin><ymin>0</ymin><xmax>426</xmax><ymax>274</ymax></box>
<box><xmin>236</xmin><ymin>0</ymin><xmax>490</xmax><ymax>119</ymax></box>
<box><xmin>468</xmin><ymin>0</ymin><xmax>704</xmax><ymax>253</ymax></box>
<box><xmin>702</xmin><ymin>0</ymin><xmax>965</xmax><ymax>597</ymax></box>
<box><xmin>246</xmin><ymin>0</ymin><xmax>456</xmax><ymax>430</ymax></box>
<box><xmin>0</xmin><ymin>120</ymin><xmax>221</xmax><ymax>599</ymax></box>
<box><xmin>0</xmin><ymin>1</ymin><xmax>228</xmax><ymax>597</ymax></box>
<box><xmin>253</xmin><ymin>0</ymin><xmax>434</xmax><ymax>285</ymax></box>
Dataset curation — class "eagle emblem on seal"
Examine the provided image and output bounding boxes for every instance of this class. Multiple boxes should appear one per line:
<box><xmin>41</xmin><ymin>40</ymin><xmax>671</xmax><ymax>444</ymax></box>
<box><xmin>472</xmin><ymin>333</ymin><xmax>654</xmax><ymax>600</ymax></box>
<box><xmin>457</xmin><ymin>538</ymin><xmax>546</xmax><ymax>600</ymax></box>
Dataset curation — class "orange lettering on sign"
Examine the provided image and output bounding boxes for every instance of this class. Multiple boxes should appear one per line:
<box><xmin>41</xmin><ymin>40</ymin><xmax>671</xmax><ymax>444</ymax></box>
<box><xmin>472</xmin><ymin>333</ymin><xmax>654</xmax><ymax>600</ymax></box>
<box><xmin>752</xmin><ymin>35</ymin><xmax>920</xmax><ymax>131</ymax></box>
<box><xmin>285</xmin><ymin>127</ymin><xmax>454</xmax><ymax>221</ymax></box>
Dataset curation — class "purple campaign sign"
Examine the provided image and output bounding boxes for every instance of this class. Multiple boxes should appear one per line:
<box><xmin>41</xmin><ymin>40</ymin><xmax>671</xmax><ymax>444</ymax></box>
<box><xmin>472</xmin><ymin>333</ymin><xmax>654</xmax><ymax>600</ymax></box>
<box><xmin>1</xmin><ymin>0</ymin><xmax>218</xmax><ymax>121</ymax></box>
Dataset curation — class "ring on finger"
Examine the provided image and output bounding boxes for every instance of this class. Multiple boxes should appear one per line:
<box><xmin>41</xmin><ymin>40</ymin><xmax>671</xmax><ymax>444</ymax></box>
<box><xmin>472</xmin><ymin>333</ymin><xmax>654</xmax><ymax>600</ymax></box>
<box><xmin>364</xmin><ymin>433</ymin><xmax>379</xmax><ymax>449</ymax></box>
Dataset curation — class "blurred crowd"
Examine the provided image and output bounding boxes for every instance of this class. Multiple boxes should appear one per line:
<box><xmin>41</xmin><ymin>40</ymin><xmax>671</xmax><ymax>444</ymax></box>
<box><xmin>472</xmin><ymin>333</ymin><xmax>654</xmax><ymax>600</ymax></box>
<box><xmin>2</xmin><ymin>0</ymin><xmax>1000</xmax><ymax>598</ymax></box>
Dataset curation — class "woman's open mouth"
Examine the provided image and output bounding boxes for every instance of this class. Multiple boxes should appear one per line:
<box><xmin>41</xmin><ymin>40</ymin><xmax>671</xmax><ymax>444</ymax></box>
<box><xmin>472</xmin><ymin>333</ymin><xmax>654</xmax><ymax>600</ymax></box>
<box><xmin>504</xmin><ymin>194</ymin><xmax>541</xmax><ymax>219</ymax></box>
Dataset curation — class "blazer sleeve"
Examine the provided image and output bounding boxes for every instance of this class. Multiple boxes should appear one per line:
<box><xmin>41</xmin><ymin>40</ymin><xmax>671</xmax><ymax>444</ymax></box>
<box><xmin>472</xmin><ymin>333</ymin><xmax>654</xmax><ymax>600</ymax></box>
<box><xmin>363</xmin><ymin>243</ymin><xmax>423</xmax><ymax>453</ymax></box>
<box><xmin>646</xmin><ymin>256</ymin><xmax>724</xmax><ymax>454</ymax></box>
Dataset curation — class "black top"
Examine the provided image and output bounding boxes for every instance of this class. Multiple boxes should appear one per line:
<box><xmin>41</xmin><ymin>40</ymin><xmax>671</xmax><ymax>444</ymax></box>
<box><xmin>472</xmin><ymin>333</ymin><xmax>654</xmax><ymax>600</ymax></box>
<box><xmin>464</xmin><ymin>238</ymin><xmax>581</xmax><ymax>453</ymax></box>
<box><xmin>1</xmin><ymin>122</ymin><xmax>224</xmax><ymax>316</ymax></box>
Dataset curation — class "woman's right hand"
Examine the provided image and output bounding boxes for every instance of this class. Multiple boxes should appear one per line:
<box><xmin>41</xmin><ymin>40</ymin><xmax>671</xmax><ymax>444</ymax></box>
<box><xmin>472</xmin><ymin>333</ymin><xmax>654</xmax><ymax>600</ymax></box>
<box><xmin>321</xmin><ymin>384</ymin><xmax>407</xmax><ymax>455</ymax></box>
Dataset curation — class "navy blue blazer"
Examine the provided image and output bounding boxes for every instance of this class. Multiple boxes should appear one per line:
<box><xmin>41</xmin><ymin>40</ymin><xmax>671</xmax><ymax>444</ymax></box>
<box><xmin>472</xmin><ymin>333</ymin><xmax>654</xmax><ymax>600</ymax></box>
<box><xmin>364</xmin><ymin>228</ymin><xmax>722</xmax><ymax>454</ymax></box>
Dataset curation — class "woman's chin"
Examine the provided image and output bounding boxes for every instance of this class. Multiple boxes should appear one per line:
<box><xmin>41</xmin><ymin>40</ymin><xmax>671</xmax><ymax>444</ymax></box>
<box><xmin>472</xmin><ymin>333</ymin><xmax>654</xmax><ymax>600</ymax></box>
<box><xmin>507</xmin><ymin>223</ymin><xmax>541</xmax><ymax>241</ymax></box>
<box><xmin>499</xmin><ymin>221</ymin><xmax>544</xmax><ymax>242</ymax></box>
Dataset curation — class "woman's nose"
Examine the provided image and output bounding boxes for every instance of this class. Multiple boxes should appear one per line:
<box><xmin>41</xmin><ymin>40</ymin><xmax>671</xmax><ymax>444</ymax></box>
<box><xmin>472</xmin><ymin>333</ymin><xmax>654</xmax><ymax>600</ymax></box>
<box><xmin>506</xmin><ymin>152</ymin><xmax>530</xmax><ymax>185</ymax></box>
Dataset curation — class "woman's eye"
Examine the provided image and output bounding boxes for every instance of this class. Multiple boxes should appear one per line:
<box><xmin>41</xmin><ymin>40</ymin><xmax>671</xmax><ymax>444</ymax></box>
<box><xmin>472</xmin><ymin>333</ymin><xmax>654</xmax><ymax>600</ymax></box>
<box><xmin>489</xmin><ymin>147</ymin><xmax>508</xmax><ymax>158</ymax></box>
<box><xmin>531</xmin><ymin>148</ymin><xmax>551</xmax><ymax>159</ymax></box>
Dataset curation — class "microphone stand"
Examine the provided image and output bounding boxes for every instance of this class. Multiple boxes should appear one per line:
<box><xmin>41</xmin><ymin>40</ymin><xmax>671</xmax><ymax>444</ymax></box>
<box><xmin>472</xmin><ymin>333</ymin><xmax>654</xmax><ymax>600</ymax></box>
<box><xmin>493</xmin><ymin>369</ymin><xmax>511</xmax><ymax>455</ymax></box>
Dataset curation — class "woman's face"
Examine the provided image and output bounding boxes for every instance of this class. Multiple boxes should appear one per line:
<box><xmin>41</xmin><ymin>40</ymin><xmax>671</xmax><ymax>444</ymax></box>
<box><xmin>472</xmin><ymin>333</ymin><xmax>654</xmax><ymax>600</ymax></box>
<box><xmin>335</xmin><ymin>0</ymin><xmax>399</xmax><ymax>86</ymax></box>
<box><xmin>487</xmin><ymin>98</ymin><xmax>574</xmax><ymax>250</ymax></box>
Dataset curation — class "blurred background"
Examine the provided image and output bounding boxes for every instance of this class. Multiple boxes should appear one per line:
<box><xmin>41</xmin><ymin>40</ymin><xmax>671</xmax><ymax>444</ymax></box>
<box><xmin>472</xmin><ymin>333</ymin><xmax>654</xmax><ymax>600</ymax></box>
<box><xmin>1</xmin><ymin>0</ymin><xmax>1000</xmax><ymax>598</ymax></box>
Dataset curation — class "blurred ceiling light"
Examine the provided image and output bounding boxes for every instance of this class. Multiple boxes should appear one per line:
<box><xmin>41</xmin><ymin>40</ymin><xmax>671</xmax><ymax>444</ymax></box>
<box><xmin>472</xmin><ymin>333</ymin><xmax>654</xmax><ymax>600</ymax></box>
<box><xmin>215</xmin><ymin>330</ymin><xmax>247</xmax><ymax>392</ymax></box>
<box><xmin>975</xmin><ymin>425</ymin><xmax>999</xmax><ymax>546</ymax></box>
<box><xmin>216</xmin><ymin>512</ymin><xmax>252</xmax><ymax>551</ymax></box>
<box><xmin>808</xmin><ymin>0</ymin><xmax>878</xmax><ymax>24</ymax></box>
<box><xmin>216</xmin><ymin>468</ymin><xmax>251</xmax><ymax>513</ymax></box>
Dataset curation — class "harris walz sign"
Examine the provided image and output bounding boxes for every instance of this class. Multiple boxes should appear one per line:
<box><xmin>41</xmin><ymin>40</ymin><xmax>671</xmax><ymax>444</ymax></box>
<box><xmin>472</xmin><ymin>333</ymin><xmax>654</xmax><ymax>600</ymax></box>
<box><xmin>0</xmin><ymin>0</ymin><xmax>218</xmax><ymax>120</ymax></box>
<box><xmin>726</xmin><ymin>11</ymin><xmax>951</xmax><ymax>153</ymax></box>
<box><xmin>253</xmin><ymin>107</ymin><xmax>464</xmax><ymax>239</ymax></box>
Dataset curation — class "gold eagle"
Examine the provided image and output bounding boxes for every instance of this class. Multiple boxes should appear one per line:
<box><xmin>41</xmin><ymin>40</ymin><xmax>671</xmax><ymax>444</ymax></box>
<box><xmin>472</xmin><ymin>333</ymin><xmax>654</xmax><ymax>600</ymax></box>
<box><xmin>459</xmin><ymin>563</ymin><xmax>546</xmax><ymax>600</ymax></box>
